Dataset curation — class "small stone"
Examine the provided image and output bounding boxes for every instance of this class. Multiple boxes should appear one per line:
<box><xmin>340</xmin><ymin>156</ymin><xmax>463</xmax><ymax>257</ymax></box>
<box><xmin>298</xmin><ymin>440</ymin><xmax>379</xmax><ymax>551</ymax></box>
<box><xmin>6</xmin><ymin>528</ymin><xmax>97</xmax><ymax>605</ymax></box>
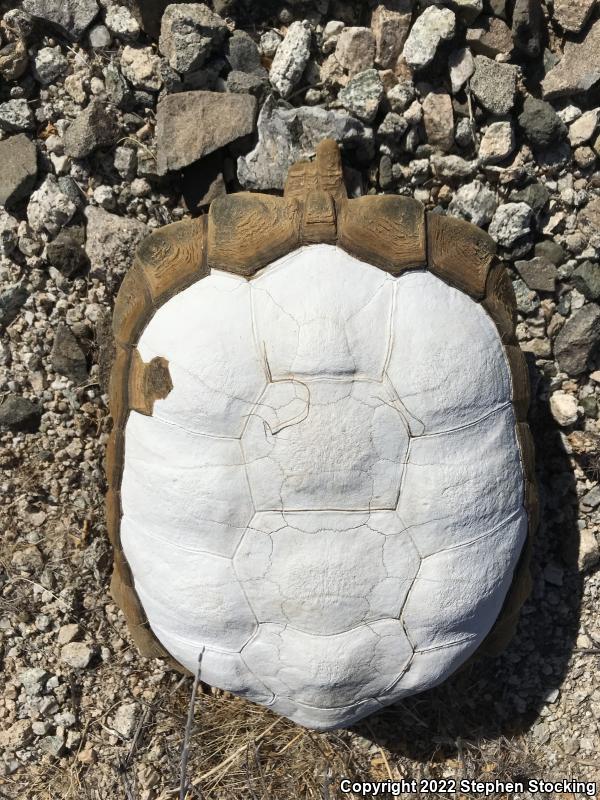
<box><xmin>336</xmin><ymin>27</ymin><xmax>376</xmax><ymax>75</ymax></box>
<box><xmin>378</xmin><ymin>111</ymin><xmax>409</xmax><ymax>147</ymax></box>
<box><xmin>511</xmin><ymin>0</ymin><xmax>543</xmax><ymax>58</ymax></box>
<box><xmin>40</xmin><ymin>733</ymin><xmax>65</xmax><ymax>757</ymax></box>
<box><xmin>27</xmin><ymin>176</ymin><xmax>77</xmax><ymax>237</ymax></box>
<box><xmin>105</xmin><ymin>5</ymin><xmax>140</xmax><ymax>40</ymax></box>
<box><xmin>121</xmin><ymin>45</ymin><xmax>163</xmax><ymax>91</ymax></box>
<box><xmin>470</xmin><ymin>56</ymin><xmax>518</xmax><ymax>115</ymax></box>
<box><xmin>569</xmin><ymin>109</ymin><xmax>599</xmax><ymax>147</ymax></box>
<box><xmin>518</xmin><ymin>96</ymin><xmax>566</xmax><ymax>148</ymax></box>
<box><xmin>535</xmin><ymin>240</ymin><xmax>565</xmax><ymax>265</ymax></box>
<box><xmin>114</xmin><ymin>146</ymin><xmax>137</xmax><ymax>180</ymax></box>
<box><xmin>466</xmin><ymin>16</ymin><xmax>512</xmax><ymax>58</ymax></box>
<box><xmin>423</xmin><ymin>90</ymin><xmax>454</xmax><ymax>152</ymax></box>
<box><xmin>111</xmin><ymin>702</ymin><xmax>138</xmax><ymax>739</ymax></box>
<box><xmin>19</xmin><ymin>667</ymin><xmax>50</xmax><ymax>696</ymax></box>
<box><xmin>543</xmin><ymin>19</ymin><xmax>600</xmax><ymax>99</ymax></box>
<box><xmin>451</xmin><ymin>0</ymin><xmax>484</xmax><ymax>20</ymax></box>
<box><xmin>51</xmin><ymin>324</ymin><xmax>88</xmax><ymax>383</ymax></box>
<box><xmin>488</xmin><ymin>202</ymin><xmax>532</xmax><ymax>247</ymax></box>
<box><xmin>0</xmin><ymin>285</ymin><xmax>28</xmax><ymax>330</ymax></box>
<box><xmin>63</xmin><ymin>99</ymin><xmax>120</xmax><ymax>159</ymax></box>
<box><xmin>513</xmin><ymin>277</ymin><xmax>540</xmax><ymax>315</ymax></box>
<box><xmin>260</xmin><ymin>30</ymin><xmax>282</xmax><ymax>58</ymax></box>
<box><xmin>227</xmin><ymin>70</ymin><xmax>268</xmax><ymax>97</ymax></box>
<box><xmin>22</xmin><ymin>0</ymin><xmax>99</xmax><ymax>40</ymax></box>
<box><xmin>60</xmin><ymin>641</ymin><xmax>93</xmax><ymax>669</ymax></box>
<box><xmin>386</xmin><ymin>80</ymin><xmax>415</xmax><ymax>112</ymax></box>
<box><xmin>403</xmin><ymin>6</ymin><xmax>456</xmax><ymax>70</ymax></box>
<box><xmin>156</xmin><ymin>90</ymin><xmax>257</xmax><ymax>174</ymax></box>
<box><xmin>0</xmin><ymin>394</ymin><xmax>41</xmax><ymax>432</ymax></box>
<box><xmin>0</xmin><ymin>720</ymin><xmax>33</xmax><ymax>751</ymax></box>
<box><xmin>371</xmin><ymin>3</ymin><xmax>412</xmax><ymax>69</ymax></box>
<box><xmin>578</xmin><ymin>197</ymin><xmax>600</xmax><ymax>242</ymax></box>
<box><xmin>455</xmin><ymin>116</ymin><xmax>475</xmax><ymax>148</ymax></box>
<box><xmin>227</xmin><ymin>31</ymin><xmax>265</xmax><ymax>75</ymax></box>
<box><xmin>510</xmin><ymin>181</ymin><xmax>549</xmax><ymax>217</ymax></box>
<box><xmin>88</xmin><ymin>23</ymin><xmax>111</xmax><ymax>48</ymax></box>
<box><xmin>0</xmin><ymin>209</ymin><xmax>18</xmax><ymax>256</ymax></box>
<box><xmin>32</xmin><ymin>721</ymin><xmax>51</xmax><ymax>736</ymax></box>
<box><xmin>104</xmin><ymin>60</ymin><xmax>131</xmax><ymax>108</ymax></box>
<box><xmin>572</xmin><ymin>261</ymin><xmax>600</xmax><ymax>300</ymax></box>
<box><xmin>85</xmin><ymin>206</ymin><xmax>147</xmax><ymax>279</ymax></box>
<box><xmin>32</xmin><ymin>45</ymin><xmax>68</xmax><ymax>85</ymax></box>
<box><xmin>2</xmin><ymin>9</ymin><xmax>35</xmax><ymax>39</ymax></box>
<box><xmin>46</xmin><ymin>227</ymin><xmax>87</xmax><ymax>277</ymax></box>
<box><xmin>515</xmin><ymin>257</ymin><xmax>558</xmax><ymax>292</ymax></box>
<box><xmin>0</xmin><ymin>37</ymin><xmax>29</xmax><ymax>81</ymax></box>
<box><xmin>579</xmin><ymin>528</ymin><xmax>600</xmax><ymax>572</ymax></box>
<box><xmin>339</xmin><ymin>69</ymin><xmax>383</xmax><ymax>123</ymax></box>
<box><xmin>159</xmin><ymin>3</ymin><xmax>227</xmax><ymax>74</ymax></box>
<box><xmin>57</xmin><ymin>623</ymin><xmax>80</xmax><ymax>645</ymax></box>
<box><xmin>553</xmin><ymin>0</ymin><xmax>596</xmax><ymax>33</ymax></box>
<box><xmin>448</xmin><ymin>179</ymin><xmax>498</xmax><ymax>226</ymax></box>
<box><xmin>549</xmin><ymin>391</ymin><xmax>579</xmax><ymax>426</ymax></box>
<box><xmin>555</xmin><ymin>303</ymin><xmax>600</xmax><ymax>375</ymax></box>
<box><xmin>431</xmin><ymin>153</ymin><xmax>478</xmax><ymax>180</ymax></box>
<box><xmin>574</xmin><ymin>145</ymin><xmax>596</xmax><ymax>169</ymax></box>
<box><xmin>0</xmin><ymin>99</ymin><xmax>35</xmax><ymax>132</ymax></box>
<box><xmin>478</xmin><ymin>120</ymin><xmax>515</xmax><ymax>164</ymax></box>
<box><xmin>448</xmin><ymin>47</ymin><xmax>474</xmax><ymax>94</ymax></box>
<box><xmin>269</xmin><ymin>20</ymin><xmax>312</xmax><ymax>97</ymax></box>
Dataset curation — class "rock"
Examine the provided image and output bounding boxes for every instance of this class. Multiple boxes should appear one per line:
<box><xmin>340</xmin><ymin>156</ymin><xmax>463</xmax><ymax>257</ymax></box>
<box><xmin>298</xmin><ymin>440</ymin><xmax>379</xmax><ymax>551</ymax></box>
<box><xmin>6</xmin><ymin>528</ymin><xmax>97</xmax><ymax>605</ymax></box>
<box><xmin>269</xmin><ymin>20</ymin><xmax>312</xmax><ymax>98</ymax></box>
<box><xmin>371</xmin><ymin>3</ymin><xmax>412</xmax><ymax>69</ymax></box>
<box><xmin>27</xmin><ymin>176</ymin><xmax>77</xmax><ymax>237</ymax></box>
<box><xmin>488</xmin><ymin>202</ymin><xmax>532</xmax><ymax>247</ymax></box>
<box><xmin>227</xmin><ymin>31</ymin><xmax>265</xmax><ymax>75</ymax></box>
<box><xmin>63</xmin><ymin>99</ymin><xmax>120</xmax><ymax>159</ymax></box>
<box><xmin>88</xmin><ymin>23</ymin><xmax>112</xmax><ymax>48</ymax></box>
<box><xmin>511</xmin><ymin>0</ymin><xmax>543</xmax><ymax>58</ymax></box>
<box><xmin>515</xmin><ymin>257</ymin><xmax>558</xmax><ymax>292</ymax></box>
<box><xmin>431</xmin><ymin>153</ymin><xmax>478</xmax><ymax>180</ymax></box>
<box><xmin>57</xmin><ymin>623</ymin><xmax>81</xmax><ymax>645</ymax></box>
<box><xmin>238</xmin><ymin>97</ymin><xmax>371</xmax><ymax>192</ymax></box>
<box><xmin>105</xmin><ymin>5</ymin><xmax>140</xmax><ymax>40</ymax></box>
<box><xmin>0</xmin><ymin>720</ymin><xmax>33</xmax><ymax>751</ymax></box>
<box><xmin>510</xmin><ymin>182</ymin><xmax>549</xmax><ymax>217</ymax></box>
<box><xmin>32</xmin><ymin>45</ymin><xmax>68</xmax><ymax>85</ymax></box>
<box><xmin>569</xmin><ymin>109</ymin><xmax>599</xmax><ymax>146</ymax></box>
<box><xmin>579</xmin><ymin>528</ymin><xmax>600</xmax><ymax>572</ymax></box>
<box><xmin>182</xmin><ymin>152</ymin><xmax>226</xmax><ymax>213</ymax></box>
<box><xmin>518</xmin><ymin>96</ymin><xmax>566</xmax><ymax>147</ymax></box>
<box><xmin>555</xmin><ymin>303</ymin><xmax>600</xmax><ymax>375</ymax></box>
<box><xmin>60</xmin><ymin>641</ymin><xmax>93</xmax><ymax>668</ymax></box>
<box><xmin>0</xmin><ymin>209</ymin><xmax>18</xmax><ymax>256</ymax></box>
<box><xmin>335</xmin><ymin>27</ymin><xmax>376</xmax><ymax>75</ymax></box>
<box><xmin>227</xmin><ymin>70</ymin><xmax>268</xmax><ymax>97</ymax></box>
<box><xmin>260</xmin><ymin>30</ymin><xmax>282</xmax><ymax>58</ymax></box>
<box><xmin>478</xmin><ymin>120</ymin><xmax>515</xmax><ymax>163</ymax></box>
<box><xmin>543</xmin><ymin>20</ymin><xmax>600</xmax><ymax>99</ymax></box>
<box><xmin>549</xmin><ymin>391</ymin><xmax>579</xmax><ymax>426</ymax></box>
<box><xmin>0</xmin><ymin>37</ymin><xmax>29</xmax><ymax>81</ymax></box>
<box><xmin>553</xmin><ymin>0</ymin><xmax>596</xmax><ymax>33</ymax></box>
<box><xmin>470</xmin><ymin>56</ymin><xmax>518</xmax><ymax>115</ymax></box>
<box><xmin>159</xmin><ymin>3</ymin><xmax>227</xmax><ymax>74</ymax></box>
<box><xmin>423</xmin><ymin>90</ymin><xmax>454</xmax><ymax>152</ymax></box>
<box><xmin>0</xmin><ymin>285</ymin><xmax>28</xmax><ymax>330</ymax></box>
<box><xmin>466</xmin><ymin>16</ymin><xmax>512</xmax><ymax>57</ymax></box>
<box><xmin>449</xmin><ymin>46</ymin><xmax>474</xmax><ymax>93</ymax></box>
<box><xmin>387</xmin><ymin>79</ymin><xmax>415</xmax><ymax>112</ymax></box>
<box><xmin>19</xmin><ymin>667</ymin><xmax>50</xmax><ymax>696</ymax></box>
<box><xmin>513</xmin><ymin>277</ymin><xmax>540</xmax><ymax>314</ymax></box>
<box><xmin>403</xmin><ymin>6</ymin><xmax>456</xmax><ymax>70</ymax></box>
<box><xmin>450</xmin><ymin>0</ymin><xmax>483</xmax><ymax>20</ymax></box>
<box><xmin>535</xmin><ymin>239</ymin><xmax>565</xmax><ymax>265</ymax></box>
<box><xmin>578</xmin><ymin>197</ymin><xmax>600</xmax><ymax>241</ymax></box>
<box><xmin>572</xmin><ymin>261</ymin><xmax>600</xmax><ymax>300</ymax></box>
<box><xmin>0</xmin><ymin>99</ymin><xmax>35</xmax><ymax>132</ymax></box>
<box><xmin>448</xmin><ymin>179</ymin><xmax>498</xmax><ymax>226</ymax></box>
<box><xmin>51</xmin><ymin>324</ymin><xmax>88</xmax><ymax>383</ymax></box>
<box><xmin>22</xmin><ymin>0</ymin><xmax>99</xmax><ymax>40</ymax></box>
<box><xmin>338</xmin><ymin>69</ymin><xmax>384</xmax><ymax>123</ymax></box>
<box><xmin>156</xmin><ymin>91</ymin><xmax>257</xmax><ymax>174</ymax></box>
<box><xmin>40</xmin><ymin>734</ymin><xmax>65</xmax><ymax>758</ymax></box>
<box><xmin>455</xmin><ymin>117</ymin><xmax>474</xmax><ymax>148</ymax></box>
<box><xmin>0</xmin><ymin>395</ymin><xmax>41</xmax><ymax>432</ymax></box>
<box><xmin>46</xmin><ymin>227</ymin><xmax>87</xmax><ymax>277</ymax></box>
<box><xmin>121</xmin><ymin>45</ymin><xmax>163</xmax><ymax>91</ymax></box>
<box><xmin>85</xmin><ymin>206</ymin><xmax>147</xmax><ymax>279</ymax></box>
<box><xmin>111</xmin><ymin>703</ymin><xmax>138</xmax><ymax>739</ymax></box>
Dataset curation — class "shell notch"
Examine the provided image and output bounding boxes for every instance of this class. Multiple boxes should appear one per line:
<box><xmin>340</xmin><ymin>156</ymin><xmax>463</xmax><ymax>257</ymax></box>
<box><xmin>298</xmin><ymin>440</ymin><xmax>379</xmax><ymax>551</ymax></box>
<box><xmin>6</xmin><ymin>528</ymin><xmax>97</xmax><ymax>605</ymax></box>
<box><xmin>106</xmin><ymin>138</ymin><xmax>538</xmax><ymax>699</ymax></box>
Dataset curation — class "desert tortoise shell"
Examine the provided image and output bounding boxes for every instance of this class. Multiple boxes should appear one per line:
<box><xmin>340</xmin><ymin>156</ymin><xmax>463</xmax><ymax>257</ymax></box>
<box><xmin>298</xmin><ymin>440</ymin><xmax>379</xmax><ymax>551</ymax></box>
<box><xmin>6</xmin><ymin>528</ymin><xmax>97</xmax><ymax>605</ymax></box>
<box><xmin>106</xmin><ymin>140</ymin><xmax>538</xmax><ymax>731</ymax></box>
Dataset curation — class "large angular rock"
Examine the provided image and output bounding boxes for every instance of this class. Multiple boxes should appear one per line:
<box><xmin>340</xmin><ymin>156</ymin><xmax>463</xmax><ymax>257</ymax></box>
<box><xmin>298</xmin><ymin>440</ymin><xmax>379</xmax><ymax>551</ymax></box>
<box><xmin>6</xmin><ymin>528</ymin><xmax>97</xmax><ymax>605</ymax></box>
<box><xmin>0</xmin><ymin>135</ymin><xmax>37</xmax><ymax>208</ymax></box>
<box><xmin>448</xmin><ymin>180</ymin><xmax>498</xmax><ymax>227</ymax></box>
<box><xmin>553</xmin><ymin>0</ymin><xmax>596</xmax><ymax>33</ymax></box>
<box><xmin>338</xmin><ymin>69</ymin><xmax>384</xmax><ymax>123</ymax></box>
<box><xmin>237</xmin><ymin>97</ymin><xmax>372</xmax><ymax>192</ymax></box>
<box><xmin>159</xmin><ymin>3</ymin><xmax>227</xmax><ymax>74</ymax></box>
<box><xmin>156</xmin><ymin>91</ymin><xmax>257</xmax><ymax>174</ymax></box>
<box><xmin>555</xmin><ymin>303</ymin><xmax>600</xmax><ymax>376</ymax></box>
<box><xmin>488</xmin><ymin>202</ymin><xmax>532</xmax><ymax>247</ymax></box>
<box><xmin>22</xmin><ymin>0</ymin><xmax>99</xmax><ymax>40</ymax></box>
<box><xmin>27</xmin><ymin>176</ymin><xmax>77</xmax><ymax>237</ymax></box>
<box><xmin>51</xmin><ymin>324</ymin><xmax>88</xmax><ymax>383</ymax></box>
<box><xmin>470</xmin><ymin>55</ymin><xmax>518</xmax><ymax>115</ymax></box>
<box><xmin>542</xmin><ymin>19</ymin><xmax>600</xmax><ymax>99</ymax></box>
<box><xmin>467</xmin><ymin>16</ymin><xmax>513</xmax><ymax>57</ymax></box>
<box><xmin>423</xmin><ymin>90</ymin><xmax>454</xmax><ymax>152</ymax></box>
<box><xmin>511</xmin><ymin>0</ymin><xmax>543</xmax><ymax>58</ymax></box>
<box><xmin>336</xmin><ymin>27</ymin><xmax>376</xmax><ymax>75</ymax></box>
<box><xmin>0</xmin><ymin>394</ymin><xmax>41</xmax><ymax>432</ymax></box>
<box><xmin>269</xmin><ymin>20</ymin><xmax>312</xmax><ymax>98</ymax></box>
<box><xmin>518</xmin><ymin>96</ymin><xmax>566</xmax><ymax>148</ymax></box>
<box><xmin>85</xmin><ymin>206</ymin><xmax>147</xmax><ymax>279</ymax></box>
<box><xmin>63</xmin><ymin>99</ymin><xmax>120</xmax><ymax>159</ymax></box>
<box><xmin>371</xmin><ymin>3</ymin><xmax>413</xmax><ymax>69</ymax></box>
<box><xmin>403</xmin><ymin>6</ymin><xmax>456</xmax><ymax>70</ymax></box>
<box><xmin>0</xmin><ymin>99</ymin><xmax>35</xmax><ymax>132</ymax></box>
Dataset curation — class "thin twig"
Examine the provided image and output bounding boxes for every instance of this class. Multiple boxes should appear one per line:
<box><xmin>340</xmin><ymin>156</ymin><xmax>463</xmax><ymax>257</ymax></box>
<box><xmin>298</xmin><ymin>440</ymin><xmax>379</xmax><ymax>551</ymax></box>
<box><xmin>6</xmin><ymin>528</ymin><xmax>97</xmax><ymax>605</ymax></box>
<box><xmin>179</xmin><ymin>648</ymin><xmax>204</xmax><ymax>800</ymax></box>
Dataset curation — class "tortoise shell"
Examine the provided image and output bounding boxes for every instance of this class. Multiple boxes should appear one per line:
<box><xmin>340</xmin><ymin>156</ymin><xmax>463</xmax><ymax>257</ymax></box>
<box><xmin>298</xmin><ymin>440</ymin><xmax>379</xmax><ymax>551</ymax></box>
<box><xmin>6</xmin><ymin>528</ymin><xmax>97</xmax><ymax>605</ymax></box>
<box><xmin>106</xmin><ymin>141</ymin><xmax>537</xmax><ymax>730</ymax></box>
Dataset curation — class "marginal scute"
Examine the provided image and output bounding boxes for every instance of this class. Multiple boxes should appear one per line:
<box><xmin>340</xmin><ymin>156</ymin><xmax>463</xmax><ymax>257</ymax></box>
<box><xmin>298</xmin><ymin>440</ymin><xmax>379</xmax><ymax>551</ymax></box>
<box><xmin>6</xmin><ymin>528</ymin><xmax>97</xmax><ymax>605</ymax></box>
<box><xmin>338</xmin><ymin>195</ymin><xmax>427</xmax><ymax>272</ymax></box>
<box><xmin>427</xmin><ymin>212</ymin><xmax>496</xmax><ymax>299</ymax></box>
<box><xmin>108</xmin><ymin>342</ymin><xmax>131</xmax><ymax>427</ymax></box>
<box><xmin>481</xmin><ymin>262</ymin><xmax>518</xmax><ymax>344</ymax></box>
<box><xmin>112</xmin><ymin>263</ymin><xmax>153</xmax><ymax>347</ymax></box>
<box><xmin>505</xmin><ymin>344</ymin><xmax>531</xmax><ymax>421</ymax></box>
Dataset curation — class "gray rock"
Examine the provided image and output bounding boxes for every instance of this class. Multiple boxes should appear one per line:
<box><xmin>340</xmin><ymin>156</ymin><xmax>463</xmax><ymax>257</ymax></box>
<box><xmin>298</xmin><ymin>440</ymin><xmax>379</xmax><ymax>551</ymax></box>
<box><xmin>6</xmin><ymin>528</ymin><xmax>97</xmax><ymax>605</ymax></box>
<box><xmin>260</xmin><ymin>30</ymin><xmax>282</xmax><ymax>58</ymax></box>
<box><xmin>0</xmin><ymin>209</ymin><xmax>18</xmax><ymax>256</ymax></box>
<box><xmin>85</xmin><ymin>206</ymin><xmax>147</xmax><ymax>279</ymax></box>
<box><xmin>431</xmin><ymin>153</ymin><xmax>478</xmax><ymax>180</ymax></box>
<box><xmin>450</xmin><ymin>0</ymin><xmax>483</xmax><ymax>20</ymax></box>
<box><xmin>0</xmin><ymin>285</ymin><xmax>28</xmax><ymax>330</ymax></box>
<box><xmin>378</xmin><ymin>111</ymin><xmax>409</xmax><ymax>149</ymax></box>
<box><xmin>572</xmin><ymin>261</ymin><xmax>600</xmax><ymax>300</ymax></box>
<box><xmin>0</xmin><ymin>394</ymin><xmax>41</xmax><ymax>432</ymax></box>
<box><xmin>510</xmin><ymin>181</ymin><xmax>549</xmax><ymax>217</ymax></box>
<box><xmin>0</xmin><ymin>99</ymin><xmax>35</xmax><ymax>132</ymax></box>
<box><xmin>386</xmin><ymin>80</ymin><xmax>415</xmax><ymax>113</ymax></box>
<box><xmin>227</xmin><ymin>30</ymin><xmax>266</xmax><ymax>75</ymax></box>
<box><xmin>19</xmin><ymin>667</ymin><xmax>50</xmax><ymax>696</ymax></box>
<box><xmin>226</xmin><ymin>70</ymin><xmax>268</xmax><ymax>98</ymax></box>
<box><xmin>105</xmin><ymin>5</ymin><xmax>139</xmax><ymax>40</ymax></box>
<box><xmin>466</xmin><ymin>16</ymin><xmax>513</xmax><ymax>58</ymax></box>
<box><xmin>269</xmin><ymin>20</ymin><xmax>312</xmax><ymax>98</ymax></box>
<box><xmin>111</xmin><ymin>703</ymin><xmax>138</xmax><ymax>739</ymax></box>
<box><xmin>88</xmin><ymin>23</ymin><xmax>112</xmax><ymax>48</ymax></box>
<box><xmin>27</xmin><ymin>176</ymin><xmax>77</xmax><ymax>237</ymax></box>
<box><xmin>63</xmin><ymin>99</ymin><xmax>120</xmax><ymax>159</ymax></box>
<box><xmin>569</xmin><ymin>109</ymin><xmax>599</xmax><ymax>146</ymax></box>
<box><xmin>22</xmin><ymin>0</ymin><xmax>99</xmax><ymax>40</ymax></box>
<box><xmin>448</xmin><ymin>46</ymin><xmax>474</xmax><ymax>93</ymax></box>
<box><xmin>555</xmin><ymin>303</ymin><xmax>600</xmax><ymax>375</ymax></box>
<box><xmin>455</xmin><ymin>116</ymin><xmax>475</xmax><ymax>148</ymax></box>
<box><xmin>60</xmin><ymin>641</ymin><xmax>93</xmax><ymax>668</ymax></box>
<box><xmin>338</xmin><ymin>69</ymin><xmax>383</xmax><ymax>123</ymax></box>
<box><xmin>40</xmin><ymin>734</ymin><xmax>65</xmax><ymax>757</ymax></box>
<box><xmin>403</xmin><ymin>6</ymin><xmax>456</xmax><ymax>70</ymax></box>
<box><xmin>513</xmin><ymin>277</ymin><xmax>540</xmax><ymax>315</ymax></box>
<box><xmin>51</xmin><ymin>324</ymin><xmax>88</xmax><ymax>383</ymax></box>
<box><xmin>478</xmin><ymin>120</ymin><xmax>515</xmax><ymax>163</ymax></box>
<box><xmin>488</xmin><ymin>202</ymin><xmax>532</xmax><ymax>247</ymax></box>
<box><xmin>371</xmin><ymin>3</ymin><xmax>412</xmax><ymax>69</ymax></box>
<box><xmin>553</xmin><ymin>0</ymin><xmax>596</xmax><ymax>33</ymax></box>
<box><xmin>32</xmin><ymin>45</ymin><xmax>68</xmax><ymax>85</ymax></box>
<box><xmin>535</xmin><ymin>239</ymin><xmax>566</xmax><ymax>265</ymax></box>
<box><xmin>515</xmin><ymin>257</ymin><xmax>558</xmax><ymax>292</ymax></box>
<box><xmin>511</xmin><ymin>0</ymin><xmax>543</xmax><ymax>58</ymax></box>
<box><xmin>238</xmin><ymin>97</ymin><xmax>372</xmax><ymax>192</ymax></box>
<box><xmin>2</xmin><ymin>9</ymin><xmax>35</xmax><ymax>39</ymax></box>
<box><xmin>542</xmin><ymin>19</ymin><xmax>600</xmax><ymax>99</ymax></box>
<box><xmin>448</xmin><ymin>179</ymin><xmax>498</xmax><ymax>226</ymax></box>
<box><xmin>470</xmin><ymin>56</ymin><xmax>518</xmax><ymax>115</ymax></box>
<box><xmin>113</xmin><ymin>146</ymin><xmax>137</xmax><ymax>180</ymax></box>
<box><xmin>156</xmin><ymin>90</ymin><xmax>257</xmax><ymax>174</ymax></box>
<box><xmin>47</xmin><ymin>230</ymin><xmax>88</xmax><ymax>278</ymax></box>
<box><xmin>335</xmin><ymin>27</ymin><xmax>376</xmax><ymax>75</ymax></box>
<box><xmin>159</xmin><ymin>3</ymin><xmax>227</xmax><ymax>74</ymax></box>
<box><xmin>518</xmin><ymin>96</ymin><xmax>566</xmax><ymax>148</ymax></box>
<box><xmin>104</xmin><ymin>61</ymin><xmax>132</xmax><ymax>108</ymax></box>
